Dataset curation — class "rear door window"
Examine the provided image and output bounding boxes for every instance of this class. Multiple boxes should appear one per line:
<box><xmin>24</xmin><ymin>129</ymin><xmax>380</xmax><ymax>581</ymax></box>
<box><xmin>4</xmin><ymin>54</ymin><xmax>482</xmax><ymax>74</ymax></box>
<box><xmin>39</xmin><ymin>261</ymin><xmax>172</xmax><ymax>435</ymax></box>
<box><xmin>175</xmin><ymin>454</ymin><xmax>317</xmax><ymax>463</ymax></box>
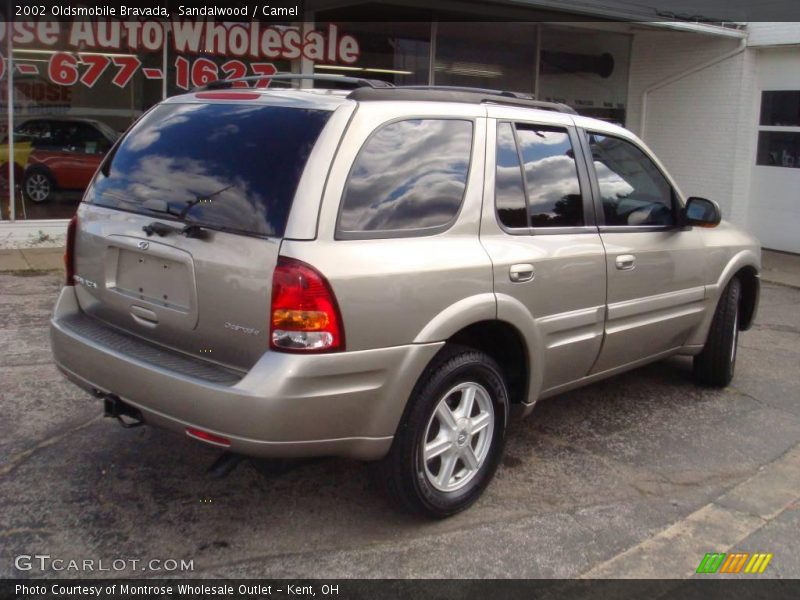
<box><xmin>87</xmin><ymin>103</ymin><xmax>331</xmax><ymax>237</ymax></box>
<box><xmin>515</xmin><ymin>125</ymin><xmax>584</xmax><ymax>228</ymax></box>
<box><xmin>337</xmin><ymin>118</ymin><xmax>474</xmax><ymax>238</ymax></box>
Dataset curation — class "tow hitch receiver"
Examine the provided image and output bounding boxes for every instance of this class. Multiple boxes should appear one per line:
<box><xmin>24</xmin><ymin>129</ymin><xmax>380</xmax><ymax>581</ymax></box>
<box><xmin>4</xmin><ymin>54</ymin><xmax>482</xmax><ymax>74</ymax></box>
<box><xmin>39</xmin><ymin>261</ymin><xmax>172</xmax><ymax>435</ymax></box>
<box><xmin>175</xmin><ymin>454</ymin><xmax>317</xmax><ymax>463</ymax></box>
<box><xmin>103</xmin><ymin>394</ymin><xmax>144</xmax><ymax>429</ymax></box>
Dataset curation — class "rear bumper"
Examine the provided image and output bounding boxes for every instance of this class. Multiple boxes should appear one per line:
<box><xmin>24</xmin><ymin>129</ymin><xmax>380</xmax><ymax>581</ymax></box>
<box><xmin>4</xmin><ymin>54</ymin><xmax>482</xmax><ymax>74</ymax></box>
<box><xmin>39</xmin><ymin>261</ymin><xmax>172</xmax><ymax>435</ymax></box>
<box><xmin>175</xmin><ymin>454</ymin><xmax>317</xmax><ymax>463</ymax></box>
<box><xmin>50</xmin><ymin>286</ymin><xmax>442</xmax><ymax>460</ymax></box>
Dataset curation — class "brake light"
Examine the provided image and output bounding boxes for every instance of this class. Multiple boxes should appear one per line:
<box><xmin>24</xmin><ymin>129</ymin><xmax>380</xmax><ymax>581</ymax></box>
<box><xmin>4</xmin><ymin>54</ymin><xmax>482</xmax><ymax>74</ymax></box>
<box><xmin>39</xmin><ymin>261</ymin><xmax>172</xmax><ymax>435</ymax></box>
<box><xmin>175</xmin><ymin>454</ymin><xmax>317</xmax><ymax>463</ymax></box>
<box><xmin>195</xmin><ymin>92</ymin><xmax>260</xmax><ymax>100</ymax></box>
<box><xmin>64</xmin><ymin>215</ymin><xmax>78</xmax><ymax>286</ymax></box>
<box><xmin>270</xmin><ymin>257</ymin><xmax>344</xmax><ymax>353</ymax></box>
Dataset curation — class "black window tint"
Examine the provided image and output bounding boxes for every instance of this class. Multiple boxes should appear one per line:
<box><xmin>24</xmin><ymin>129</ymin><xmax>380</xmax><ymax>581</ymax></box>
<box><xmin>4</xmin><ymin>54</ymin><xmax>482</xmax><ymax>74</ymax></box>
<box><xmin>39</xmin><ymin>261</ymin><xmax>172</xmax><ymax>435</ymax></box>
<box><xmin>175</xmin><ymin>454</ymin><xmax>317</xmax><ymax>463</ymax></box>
<box><xmin>495</xmin><ymin>122</ymin><xmax>528</xmax><ymax>228</ymax></box>
<box><xmin>760</xmin><ymin>91</ymin><xmax>800</xmax><ymax>127</ymax></box>
<box><xmin>88</xmin><ymin>103</ymin><xmax>331</xmax><ymax>237</ymax></box>
<box><xmin>516</xmin><ymin>125</ymin><xmax>583</xmax><ymax>228</ymax></box>
<box><xmin>756</xmin><ymin>131</ymin><xmax>800</xmax><ymax>168</ymax></box>
<box><xmin>73</xmin><ymin>123</ymin><xmax>111</xmax><ymax>154</ymax></box>
<box><xmin>589</xmin><ymin>133</ymin><xmax>676</xmax><ymax>227</ymax></box>
<box><xmin>338</xmin><ymin>119</ymin><xmax>473</xmax><ymax>235</ymax></box>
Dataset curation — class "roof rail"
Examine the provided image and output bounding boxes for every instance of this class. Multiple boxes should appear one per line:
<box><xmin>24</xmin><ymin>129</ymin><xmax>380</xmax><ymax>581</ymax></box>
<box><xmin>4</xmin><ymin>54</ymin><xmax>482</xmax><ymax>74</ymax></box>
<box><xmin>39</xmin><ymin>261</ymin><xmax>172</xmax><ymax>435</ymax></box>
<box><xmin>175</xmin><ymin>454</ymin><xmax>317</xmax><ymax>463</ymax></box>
<box><xmin>195</xmin><ymin>73</ymin><xmax>395</xmax><ymax>92</ymax></box>
<box><xmin>347</xmin><ymin>86</ymin><xmax>577</xmax><ymax>115</ymax></box>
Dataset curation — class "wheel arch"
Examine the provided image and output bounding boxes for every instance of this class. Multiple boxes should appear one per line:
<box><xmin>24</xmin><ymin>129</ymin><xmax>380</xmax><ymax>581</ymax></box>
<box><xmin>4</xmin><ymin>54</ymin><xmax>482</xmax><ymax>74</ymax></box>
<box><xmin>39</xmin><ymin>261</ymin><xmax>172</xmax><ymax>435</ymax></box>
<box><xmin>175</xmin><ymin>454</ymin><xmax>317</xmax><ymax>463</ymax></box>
<box><xmin>687</xmin><ymin>249</ymin><xmax>761</xmax><ymax>347</ymax></box>
<box><xmin>735</xmin><ymin>265</ymin><xmax>759</xmax><ymax>331</ymax></box>
<box><xmin>23</xmin><ymin>163</ymin><xmax>58</xmax><ymax>190</ymax></box>
<box><xmin>446</xmin><ymin>320</ymin><xmax>530</xmax><ymax>409</ymax></box>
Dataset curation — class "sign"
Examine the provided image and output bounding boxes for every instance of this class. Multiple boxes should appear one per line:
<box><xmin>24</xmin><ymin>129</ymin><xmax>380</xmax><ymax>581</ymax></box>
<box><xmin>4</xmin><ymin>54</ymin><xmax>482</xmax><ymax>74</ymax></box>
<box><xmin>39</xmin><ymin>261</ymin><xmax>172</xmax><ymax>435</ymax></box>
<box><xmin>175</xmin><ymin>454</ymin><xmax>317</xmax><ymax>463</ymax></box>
<box><xmin>0</xmin><ymin>21</ymin><xmax>360</xmax><ymax>89</ymax></box>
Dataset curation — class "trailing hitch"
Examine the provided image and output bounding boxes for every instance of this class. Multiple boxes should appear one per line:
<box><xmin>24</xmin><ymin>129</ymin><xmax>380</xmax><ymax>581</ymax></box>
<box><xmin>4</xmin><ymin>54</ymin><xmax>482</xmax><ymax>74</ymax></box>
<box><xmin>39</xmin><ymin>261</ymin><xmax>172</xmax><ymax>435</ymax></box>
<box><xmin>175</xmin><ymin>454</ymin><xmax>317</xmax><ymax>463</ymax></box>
<box><xmin>102</xmin><ymin>394</ymin><xmax>145</xmax><ymax>429</ymax></box>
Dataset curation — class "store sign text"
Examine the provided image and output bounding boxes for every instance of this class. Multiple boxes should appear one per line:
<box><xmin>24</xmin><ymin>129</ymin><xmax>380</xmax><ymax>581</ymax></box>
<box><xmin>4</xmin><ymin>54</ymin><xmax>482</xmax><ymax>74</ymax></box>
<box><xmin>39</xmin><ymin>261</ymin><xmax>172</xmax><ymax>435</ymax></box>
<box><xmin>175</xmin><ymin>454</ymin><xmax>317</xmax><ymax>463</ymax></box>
<box><xmin>0</xmin><ymin>21</ymin><xmax>360</xmax><ymax>89</ymax></box>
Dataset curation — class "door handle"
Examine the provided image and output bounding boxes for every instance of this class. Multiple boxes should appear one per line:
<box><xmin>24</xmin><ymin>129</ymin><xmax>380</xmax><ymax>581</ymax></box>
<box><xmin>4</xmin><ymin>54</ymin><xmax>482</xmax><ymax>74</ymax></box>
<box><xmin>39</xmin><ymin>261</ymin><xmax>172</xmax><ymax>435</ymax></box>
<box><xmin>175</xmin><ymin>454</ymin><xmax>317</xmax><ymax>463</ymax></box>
<box><xmin>509</xmin><ymin>263</ymin><xmax>535</xmax><ymax>283</ymax></box>
<box><xmin>615</xmin><ymin>254</ymin><xmax>636</xmax><ymax>271</ymax></box>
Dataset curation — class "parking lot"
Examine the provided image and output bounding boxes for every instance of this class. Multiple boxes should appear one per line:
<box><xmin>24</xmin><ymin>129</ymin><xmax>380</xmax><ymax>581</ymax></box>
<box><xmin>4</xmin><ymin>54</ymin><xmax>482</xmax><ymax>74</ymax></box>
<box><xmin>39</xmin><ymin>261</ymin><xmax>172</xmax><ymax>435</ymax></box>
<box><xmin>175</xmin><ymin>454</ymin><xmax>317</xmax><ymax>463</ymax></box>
<box><xmin>2</xmin><ymin>271</ymin><xmax>799</xmax><ymax>579</ymax></box>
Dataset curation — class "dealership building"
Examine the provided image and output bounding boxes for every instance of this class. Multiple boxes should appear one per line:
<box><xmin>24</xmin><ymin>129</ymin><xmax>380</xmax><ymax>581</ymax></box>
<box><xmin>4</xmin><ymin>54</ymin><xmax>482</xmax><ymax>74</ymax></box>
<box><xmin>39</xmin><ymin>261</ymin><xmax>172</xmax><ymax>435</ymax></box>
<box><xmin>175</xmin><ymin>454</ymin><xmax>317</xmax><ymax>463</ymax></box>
<box><xmin>1</xmin><ymin>1</ymin><xmax>799</xmax><ymax>253</ymax></box>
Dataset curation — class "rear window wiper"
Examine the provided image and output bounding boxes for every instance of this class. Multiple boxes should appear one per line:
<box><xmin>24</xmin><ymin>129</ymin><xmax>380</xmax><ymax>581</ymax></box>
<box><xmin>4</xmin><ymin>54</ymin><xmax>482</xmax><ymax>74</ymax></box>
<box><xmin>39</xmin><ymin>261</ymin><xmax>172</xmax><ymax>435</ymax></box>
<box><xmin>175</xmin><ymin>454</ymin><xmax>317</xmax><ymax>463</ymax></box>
<box><xmin>142</xmin><ymin>221</ymin><xmax>210</xmax><ymax>240</ymax></box>
<box><xmin>140</xmin><ymin>187</ymin><xmax>236</xmax><ymax>240</ymax></box>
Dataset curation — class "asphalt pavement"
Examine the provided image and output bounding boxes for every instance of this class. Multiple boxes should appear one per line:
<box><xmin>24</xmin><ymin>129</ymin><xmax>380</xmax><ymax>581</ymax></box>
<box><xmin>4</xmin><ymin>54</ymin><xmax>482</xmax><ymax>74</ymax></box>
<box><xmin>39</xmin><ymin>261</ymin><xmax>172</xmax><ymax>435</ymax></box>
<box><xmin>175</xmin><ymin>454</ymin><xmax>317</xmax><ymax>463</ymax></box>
<box><xmin>1</xmin><ymin>272</ymin><xmax>799</xmax><ymax>579</ymax></box>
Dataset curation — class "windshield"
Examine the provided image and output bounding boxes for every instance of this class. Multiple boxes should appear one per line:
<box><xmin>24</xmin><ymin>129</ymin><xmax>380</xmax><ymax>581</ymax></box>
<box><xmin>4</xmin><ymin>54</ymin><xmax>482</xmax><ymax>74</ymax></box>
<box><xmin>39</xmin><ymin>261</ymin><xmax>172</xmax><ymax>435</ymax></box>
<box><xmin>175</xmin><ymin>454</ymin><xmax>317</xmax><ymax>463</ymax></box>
<box><xmin>86</xmin><ymin>102</ymin><xmax>331</xmax><ymax>237</ymax></box>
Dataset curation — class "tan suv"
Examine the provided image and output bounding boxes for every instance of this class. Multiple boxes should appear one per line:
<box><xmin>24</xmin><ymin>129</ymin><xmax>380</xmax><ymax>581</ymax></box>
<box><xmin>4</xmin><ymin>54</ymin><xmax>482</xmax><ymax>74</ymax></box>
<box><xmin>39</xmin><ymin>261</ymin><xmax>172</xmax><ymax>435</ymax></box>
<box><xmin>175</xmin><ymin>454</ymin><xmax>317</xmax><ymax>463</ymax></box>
<box><xmin>50</xmin><ymin>76</ymin><xmax>761</xmax><ymax>518</ymax></box>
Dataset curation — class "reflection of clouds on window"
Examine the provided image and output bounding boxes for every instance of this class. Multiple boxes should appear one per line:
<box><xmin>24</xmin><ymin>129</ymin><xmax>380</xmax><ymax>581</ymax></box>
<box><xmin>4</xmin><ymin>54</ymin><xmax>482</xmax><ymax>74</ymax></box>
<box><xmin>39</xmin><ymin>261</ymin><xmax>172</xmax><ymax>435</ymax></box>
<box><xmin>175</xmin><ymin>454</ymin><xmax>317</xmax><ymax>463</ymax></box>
<box><xmin>340</xmin><ymin>119</ymin><xmax>473</xmax><ymax>233</ymax></box>
<box><xmin>208</xmin><ymin>124</ymin><xmax>240</xmax><ymax>142</ymax></box>
<box><xmin>104</xmin><ymin>155</ymin><xmax>268</xmax><ymax>231</ymax></box>
<box><xmin>124</xmin><ymin>104</ymin><xmax>206</xmax><ymax>152</ymax></box>
<box><xmin>594</xmin><ymin>161</ymin><xmax>634</xmax><ymax>200</ymax></box>
<box><xmin>495</xmin><ymin>123</ymin><xmax>527</xmax><ymax>217</ymax></box>
<box><xmin>91</xmin><ymin>103</ymin><xmax>330</xmax><ymax>237</ymax></box>
<box><xmin>516</xmin><ymin>126</ymin><xmax>583</xmax><ymax>227</ymax></box>
<box><xmin>589</xmin><ymin>133</ymin><xmax>675</xmax><ymax>226</ymax></box>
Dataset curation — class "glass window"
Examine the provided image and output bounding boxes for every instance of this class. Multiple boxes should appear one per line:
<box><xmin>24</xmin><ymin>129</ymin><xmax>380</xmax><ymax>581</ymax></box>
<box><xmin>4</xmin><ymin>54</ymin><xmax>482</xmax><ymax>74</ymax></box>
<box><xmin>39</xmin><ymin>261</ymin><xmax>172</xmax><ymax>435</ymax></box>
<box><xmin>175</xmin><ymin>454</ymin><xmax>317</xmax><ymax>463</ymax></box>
<box><xmin>88</xmin><ymin>103</ymin><xmax>331</xmax><ymax>238</ymax></box>
<box><xmin>71</xmin><ymin>123</ymin><xmax>113</xmax><ymax>155</ymax></box>
<box><xmin>338</xmin><ymin>119</ymin><xmax>473</xmax><ymax>235</ymax></box>
<box><xmin>312</xmin><ymin>21</ymin><xmax>430</xmax><ymax>86</ymax></box>
<box><xmin>435</xmin><ymin>23</ymin><xmax>538</xmax><ymax>94</ymax></box>
<box><xmin>516</xmin><ymin>125</ymin><xmax>583</xmax><ymax>227</ymax></box>
<box><xmin>495</xmin><ymin>122</ymin><xmax>528</xmax><ymax>229</ymax></box>
<box><xmin>760</xmin><ymin>91</ymin><xmax>800</xmax><ymax>127</ymax></box>
<box><xmin>538</xmin><ymin>25</ymin><xmax>631</xmax><ymax>124</ymax></box>
<box><xmin>588</xmin><ymin>133</ymin><xmax>676</xmax><ymax>227</ymax></box>
<box><xmin>757</xmin><ymin>131</ymin><xmax>800</xmax><ymax>168</ymax></box>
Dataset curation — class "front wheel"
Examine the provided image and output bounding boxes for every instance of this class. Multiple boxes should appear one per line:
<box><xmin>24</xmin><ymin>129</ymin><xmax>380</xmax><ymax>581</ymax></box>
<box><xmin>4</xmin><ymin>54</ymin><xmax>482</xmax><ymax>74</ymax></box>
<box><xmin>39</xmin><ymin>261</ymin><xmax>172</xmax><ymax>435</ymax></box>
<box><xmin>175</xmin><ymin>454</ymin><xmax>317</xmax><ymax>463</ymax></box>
<box><xmin>23</xmin><ymin>169</ymin><xmax>55</xmax><ymax>203</ymax></box>
<box><xmin>377</xmin><ymin>345</ymin><xmax>509</xmax><ymax>518</ymax></box>
<box><xmin>693</xmin><ymin>277</ymin><xmax>741</xmax><ymax>387</ymax></box>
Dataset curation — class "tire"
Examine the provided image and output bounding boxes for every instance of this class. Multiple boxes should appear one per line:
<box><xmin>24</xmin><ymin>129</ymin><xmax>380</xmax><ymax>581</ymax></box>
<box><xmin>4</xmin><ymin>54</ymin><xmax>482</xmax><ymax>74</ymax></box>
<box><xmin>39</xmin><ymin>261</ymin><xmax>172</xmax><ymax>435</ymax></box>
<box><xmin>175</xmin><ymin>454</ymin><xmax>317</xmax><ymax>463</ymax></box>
<box><xmin>377</xmin><ymin>345</ymin><xmax>509</xmax><ymax>518</ymax></box>
<box><xmin>693</xmin><ymin>277</ymin><xmax>741</xmax><ymax>387</ymax></box>
<box><xmin>23</xmin><ymin>169</ymin><xmax>55</xmax><ymax>203</ymax></box>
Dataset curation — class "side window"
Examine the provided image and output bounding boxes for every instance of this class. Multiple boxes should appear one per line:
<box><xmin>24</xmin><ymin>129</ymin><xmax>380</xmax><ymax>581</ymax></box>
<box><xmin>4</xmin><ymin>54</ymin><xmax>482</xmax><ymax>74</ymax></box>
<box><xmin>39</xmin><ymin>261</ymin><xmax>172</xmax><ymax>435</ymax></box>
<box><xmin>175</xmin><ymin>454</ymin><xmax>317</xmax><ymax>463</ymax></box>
<box><xmin>73</xmin><ymin>124</ymin><xmax>111</xmax><ymax>154</ymax></box>
<box><xmin>588</xmin><ymin>132</ymin><xmax>677</xmax><ymax>227</ymax></box>
<box><xmin>516</xmin><ymin>125</ymin><xmax>583</xmax><ymax>227</ymax></box>
<box><xmin>337</xmin><ymin>118</ymin><xmax>473</xmax><ymax>236</ymax></box>
<box><xmin>495</xmin><ymin>122</ymin><xmax>528</xmax><ymax>228</ymax></box>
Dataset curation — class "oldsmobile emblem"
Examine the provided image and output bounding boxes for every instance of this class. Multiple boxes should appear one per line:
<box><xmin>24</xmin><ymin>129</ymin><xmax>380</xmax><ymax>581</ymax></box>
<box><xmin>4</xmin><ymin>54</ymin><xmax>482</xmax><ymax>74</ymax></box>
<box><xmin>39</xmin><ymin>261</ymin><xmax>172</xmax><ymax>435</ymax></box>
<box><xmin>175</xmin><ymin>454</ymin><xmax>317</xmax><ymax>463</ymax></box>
<box><xmin>137</xmin><ymin>240</ymin><xmax>150</xmax><ymax>250</ymax></box>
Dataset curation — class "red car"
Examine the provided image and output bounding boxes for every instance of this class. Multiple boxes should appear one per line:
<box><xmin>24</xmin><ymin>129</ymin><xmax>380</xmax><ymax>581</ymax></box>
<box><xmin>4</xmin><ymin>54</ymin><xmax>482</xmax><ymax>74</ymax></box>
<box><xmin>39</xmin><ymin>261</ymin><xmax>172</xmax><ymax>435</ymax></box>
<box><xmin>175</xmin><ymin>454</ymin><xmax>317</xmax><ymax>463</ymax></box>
<box><xmin>15</xmin><ymin>117</ymin><xmax>119</xmax><ymax>203</ymax></box>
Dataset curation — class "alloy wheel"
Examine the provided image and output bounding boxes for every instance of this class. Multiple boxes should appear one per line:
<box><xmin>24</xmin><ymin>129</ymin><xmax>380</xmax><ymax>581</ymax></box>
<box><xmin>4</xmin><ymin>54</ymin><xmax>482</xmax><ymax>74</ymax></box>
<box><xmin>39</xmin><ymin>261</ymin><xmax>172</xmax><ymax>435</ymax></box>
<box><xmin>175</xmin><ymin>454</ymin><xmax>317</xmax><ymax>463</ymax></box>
<box><xmin>421</xmin><ymin>382</ymin><xmax>494</xmax><ymax>493</ymax></box>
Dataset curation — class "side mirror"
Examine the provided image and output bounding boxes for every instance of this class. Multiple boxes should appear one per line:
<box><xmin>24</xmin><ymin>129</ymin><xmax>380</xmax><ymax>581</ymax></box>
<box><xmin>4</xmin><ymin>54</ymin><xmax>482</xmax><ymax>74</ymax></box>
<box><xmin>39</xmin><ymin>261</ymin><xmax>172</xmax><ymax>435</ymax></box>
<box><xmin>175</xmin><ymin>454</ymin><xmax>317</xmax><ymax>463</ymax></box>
<box><xmin>683</xmin><ymin>197</ymin><xmax>721</xmax><ymax>228</ymax></box>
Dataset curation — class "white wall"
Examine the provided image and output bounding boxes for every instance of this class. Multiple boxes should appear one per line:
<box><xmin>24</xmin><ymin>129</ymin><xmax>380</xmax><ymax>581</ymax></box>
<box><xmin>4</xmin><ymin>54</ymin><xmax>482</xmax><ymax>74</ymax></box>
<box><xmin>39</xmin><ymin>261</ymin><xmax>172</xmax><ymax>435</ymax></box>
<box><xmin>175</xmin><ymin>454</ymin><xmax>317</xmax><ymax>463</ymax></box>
<box><xmin>747</xmin><ymin>47</ymin><xmax>800</xmax><ymax>253</ymax></box>
<box><xmin>625</xmin><ymin>31</ymin><xmax>758</xmax><ymax>229</ymax></box>
<box><xmin>747</xmin><ymin>23</ymin><xmax>800</xmax><ymax>47</ymax></box>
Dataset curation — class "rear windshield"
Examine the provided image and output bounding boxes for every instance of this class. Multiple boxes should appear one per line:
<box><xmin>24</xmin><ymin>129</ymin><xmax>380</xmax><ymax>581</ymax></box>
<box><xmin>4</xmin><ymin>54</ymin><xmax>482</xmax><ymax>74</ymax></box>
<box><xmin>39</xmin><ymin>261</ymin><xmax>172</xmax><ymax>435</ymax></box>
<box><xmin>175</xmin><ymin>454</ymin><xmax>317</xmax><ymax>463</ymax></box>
<box><xmin>86</xmin><ymin>102</ymin><xmax>331</xmax><ymax>237</ymax></box>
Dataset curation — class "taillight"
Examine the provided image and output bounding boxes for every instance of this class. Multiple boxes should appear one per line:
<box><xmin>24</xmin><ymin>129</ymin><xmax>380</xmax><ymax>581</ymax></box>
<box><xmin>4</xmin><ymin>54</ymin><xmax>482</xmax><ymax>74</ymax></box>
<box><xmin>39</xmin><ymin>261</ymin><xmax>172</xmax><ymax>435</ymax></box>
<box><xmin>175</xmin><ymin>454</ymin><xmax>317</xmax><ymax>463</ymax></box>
<box><xmin>64</xmin><ymin>215</ymin><xmax>78</xmax><ymax>286</ymax></box>
<box><xmin>270</xmin><ymin>257</ymin><xmax>344</xmax><ymax>353</ymax></box>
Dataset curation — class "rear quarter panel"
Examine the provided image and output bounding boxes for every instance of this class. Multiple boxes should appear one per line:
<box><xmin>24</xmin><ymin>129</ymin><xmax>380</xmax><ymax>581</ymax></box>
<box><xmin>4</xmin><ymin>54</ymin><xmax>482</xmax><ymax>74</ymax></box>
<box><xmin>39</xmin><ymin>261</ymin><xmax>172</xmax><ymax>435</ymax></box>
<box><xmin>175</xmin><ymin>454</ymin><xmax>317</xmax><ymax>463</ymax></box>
<box><xmin>280</xmin><ymin>102</ymin><xmax>494</xmax><ymax>352</ymax></box>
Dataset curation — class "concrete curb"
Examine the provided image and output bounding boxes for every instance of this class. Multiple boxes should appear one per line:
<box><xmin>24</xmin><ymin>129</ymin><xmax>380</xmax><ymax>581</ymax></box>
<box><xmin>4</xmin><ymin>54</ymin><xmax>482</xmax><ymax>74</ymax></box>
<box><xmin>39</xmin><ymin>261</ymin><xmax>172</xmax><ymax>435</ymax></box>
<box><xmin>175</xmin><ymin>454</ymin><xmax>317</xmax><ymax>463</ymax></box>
<box><xmin>0</xmin><ymin>248</ymin><xmax>64</xmax><ymax>272</ymax></box>
<box><xmin>580</xmin><ymin>443</ymin><xmax>800</xmax><ymax>578</ymax></box>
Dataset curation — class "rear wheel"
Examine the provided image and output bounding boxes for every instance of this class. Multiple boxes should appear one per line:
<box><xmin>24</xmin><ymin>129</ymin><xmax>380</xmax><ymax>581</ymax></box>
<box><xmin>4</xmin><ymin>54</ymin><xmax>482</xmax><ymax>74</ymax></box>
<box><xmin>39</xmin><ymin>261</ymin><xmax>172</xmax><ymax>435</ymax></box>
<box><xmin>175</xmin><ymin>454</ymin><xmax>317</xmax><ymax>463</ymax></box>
<box><xmin>693</xmin><ymin>278</ymin><xmax>741</xmax><ymax>387</ymax></box>
<box><xmin>378</xmin><ymin>345</ymin><xmax>508</xmax><ymax>518</ymax></box>
<box><xmin>23</xmin><ymin>169</ymin><xmax>55</xmax><ymax>203</ymax></box>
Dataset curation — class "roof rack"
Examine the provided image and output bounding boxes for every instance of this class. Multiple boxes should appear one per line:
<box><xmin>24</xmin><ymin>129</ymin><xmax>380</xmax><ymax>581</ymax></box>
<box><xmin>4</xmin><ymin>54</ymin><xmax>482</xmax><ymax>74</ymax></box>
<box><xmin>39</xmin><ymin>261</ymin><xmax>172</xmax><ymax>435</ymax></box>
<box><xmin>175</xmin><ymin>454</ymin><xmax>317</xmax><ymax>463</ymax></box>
<box><xmin>196</xmin><ymin>73</ymin><xmax>395</xmax><ymax>92</ymax></box>
<box><xmin>347</xmin><ymin>86</ymin><xmax>577</xmax><ymax>115</ymax></box>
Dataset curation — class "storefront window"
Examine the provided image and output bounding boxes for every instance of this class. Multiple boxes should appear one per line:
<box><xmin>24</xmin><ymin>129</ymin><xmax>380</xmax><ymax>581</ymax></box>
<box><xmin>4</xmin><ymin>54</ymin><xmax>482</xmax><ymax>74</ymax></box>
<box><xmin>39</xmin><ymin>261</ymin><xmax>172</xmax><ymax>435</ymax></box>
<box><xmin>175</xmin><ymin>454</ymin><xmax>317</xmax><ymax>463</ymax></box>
<box><xmin>434</xmin><ymin>23</ymin><xmax>537</xmax><ymax>93</ymax></box>
<box><xmin>1</xmin><ymin>21</ymin><xmax>163</xmax><ymax>221</ymax></box>
<box><xmin>537</xmin><ymin>25</ymin><xmax>630</xmax><ymax>124</ymax></box>
<box><xmin>313</xmin><ymin>21</ymin><xmax>430</xmax><ymax>86</ymax></box>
